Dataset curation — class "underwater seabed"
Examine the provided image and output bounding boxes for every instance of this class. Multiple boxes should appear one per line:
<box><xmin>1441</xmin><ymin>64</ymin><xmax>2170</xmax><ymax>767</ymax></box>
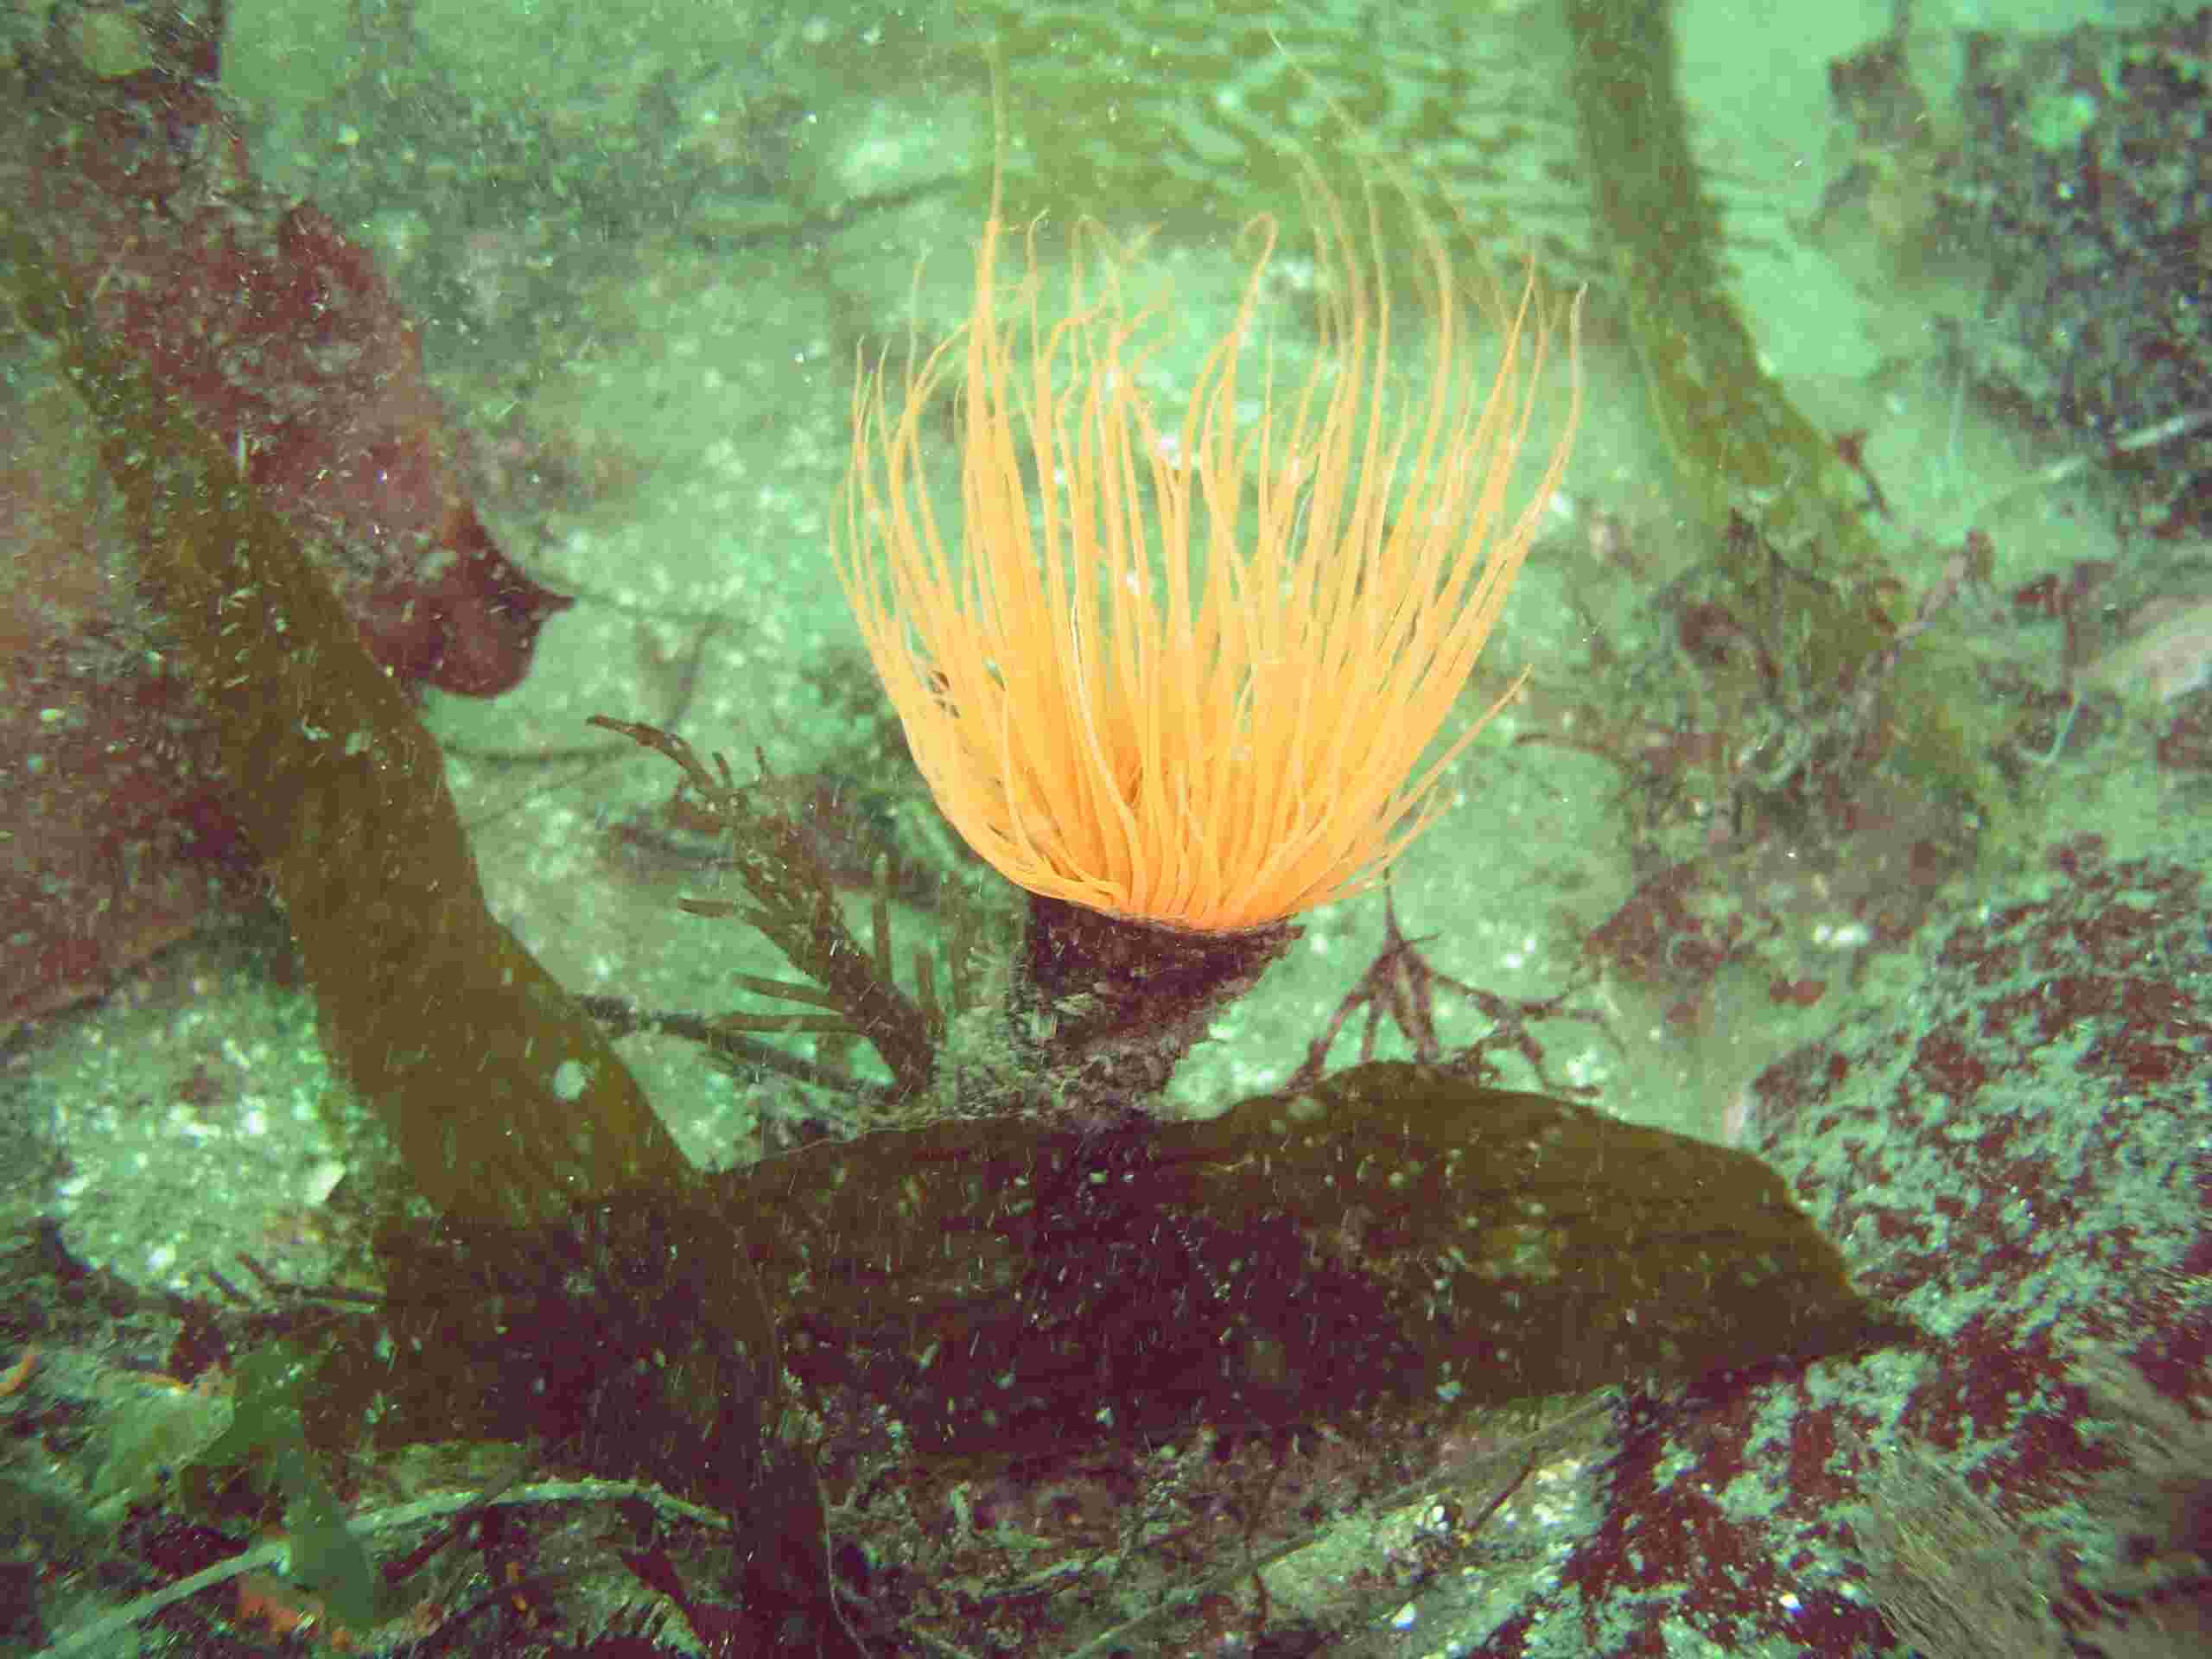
<box><xmin>3</xmin><ymin>0</ymin><xmax>2209</xmax><ymax>1656</ymax></box>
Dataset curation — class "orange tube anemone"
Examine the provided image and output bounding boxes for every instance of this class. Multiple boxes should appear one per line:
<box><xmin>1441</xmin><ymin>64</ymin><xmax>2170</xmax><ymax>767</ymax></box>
<box><xmin>838</xmin><ymin>175</ymin><xmax>1580</xmax><ymax>935</ymax></box>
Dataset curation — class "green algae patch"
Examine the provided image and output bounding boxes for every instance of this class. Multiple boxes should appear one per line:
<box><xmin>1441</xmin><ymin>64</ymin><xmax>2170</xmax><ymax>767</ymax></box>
<box><xmin>188</xmin><ymin>1344</ymin><xmax>384</xmax><ymax>1632</ymax></box>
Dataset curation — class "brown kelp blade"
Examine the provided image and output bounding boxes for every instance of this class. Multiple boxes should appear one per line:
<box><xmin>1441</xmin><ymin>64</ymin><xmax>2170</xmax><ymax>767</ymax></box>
<box><xmin>4</xmin><ymin>228</ymin><xmax>691</xmax><ymax>1225</ymax></box>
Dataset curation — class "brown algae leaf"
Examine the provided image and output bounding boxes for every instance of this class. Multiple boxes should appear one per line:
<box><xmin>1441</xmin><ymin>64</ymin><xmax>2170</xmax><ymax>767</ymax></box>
<box><xmin>729</xmin><ymin>1061</ymin><xmax>1909</xmax><ymax>1463</ymax></box>
<box><xmin>5</xmin><ymin>228</ymin><xmax>692</xmax><ymax>1226</ymax></box>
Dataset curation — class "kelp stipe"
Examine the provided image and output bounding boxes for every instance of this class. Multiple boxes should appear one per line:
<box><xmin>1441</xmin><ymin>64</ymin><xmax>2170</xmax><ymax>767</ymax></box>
<box><xmin>3</xmin><ymin>226</ymin><xmax>690</xmax><ymax>1226</ymax></box>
